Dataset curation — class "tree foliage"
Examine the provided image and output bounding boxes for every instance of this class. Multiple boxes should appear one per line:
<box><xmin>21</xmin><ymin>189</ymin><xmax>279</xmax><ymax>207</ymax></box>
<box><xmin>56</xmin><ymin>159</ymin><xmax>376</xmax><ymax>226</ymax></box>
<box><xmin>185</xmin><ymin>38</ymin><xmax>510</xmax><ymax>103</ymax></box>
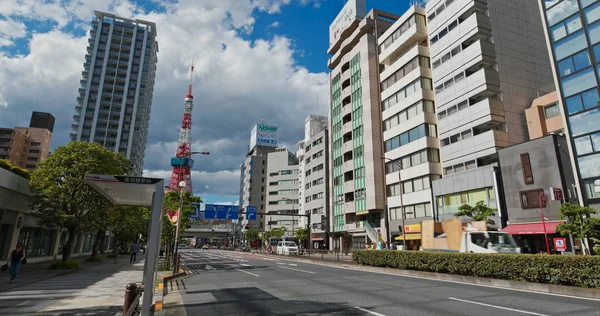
<box><xmin>244</xmin><ymin>228</ymin><xmax>261</xmax><ymax>242</ymax></box>
<box><xmin>295</xmin><ymin>227</ymin><xmax>309</xmax><ymax>242</ymax></box>
<box><xmin>108</xmin><ymin>206</ymin><xmax>151</xmax><ymax>245</ymax></box>
<box><xmin>263</xmin><ymin>227</ymin><xmax>286</xmax><ymax>240</ymax></box>
<box><xmin>557</xmin><ymin>202</ymin><xmax>600</xmax><ymax>254</ymax></box>
<box><xmin>161</xmin><ymin>190</ymin><xmax>202</xmax><ymax>245</ymax></box>
<box><xmin>455</xmin><ymin>201</ymin><xmax>496</xmax><ymax>227</ymax></box>
<box><xmin>29</xmin><ymin>142</ymin><xmax>131</xmax><ymax>262</ymax></box>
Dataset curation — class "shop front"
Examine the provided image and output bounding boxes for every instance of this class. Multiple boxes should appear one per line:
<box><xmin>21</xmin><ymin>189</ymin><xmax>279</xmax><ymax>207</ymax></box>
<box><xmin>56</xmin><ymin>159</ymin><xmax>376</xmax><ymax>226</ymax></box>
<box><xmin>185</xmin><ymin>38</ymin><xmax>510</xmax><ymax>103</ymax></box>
<box><xmin>394</xmin><ymin>223</ymin><xmax>422</xmax><ymax>250</ymax></box>
<box><xmin>310</xmin><ymin>233</ymin><xmax>327</xmax><ymax>250</ymax></box>
<box><xmin>501</xmin><ymin>221</ymin><xmax>573</xmax><ymax>254</ymax></box>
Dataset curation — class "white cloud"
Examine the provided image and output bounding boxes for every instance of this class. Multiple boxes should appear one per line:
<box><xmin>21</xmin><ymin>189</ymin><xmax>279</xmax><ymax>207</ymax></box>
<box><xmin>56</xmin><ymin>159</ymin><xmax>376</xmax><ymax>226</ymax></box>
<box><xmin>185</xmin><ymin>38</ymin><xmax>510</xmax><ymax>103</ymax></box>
<box><xmin>0</xmin><ymin>0</ymin><xmax>328</xmax><ymax>197</ymax></box>
<box><xmin>268</xmin><ymin>21</ymin><xmax>280</xmax><ymax>28</ymax></box>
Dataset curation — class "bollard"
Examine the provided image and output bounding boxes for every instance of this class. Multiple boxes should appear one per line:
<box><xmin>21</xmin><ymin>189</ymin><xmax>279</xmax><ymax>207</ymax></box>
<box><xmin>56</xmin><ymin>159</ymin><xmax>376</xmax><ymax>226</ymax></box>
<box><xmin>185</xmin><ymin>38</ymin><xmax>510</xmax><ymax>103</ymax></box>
<box><xmin>122</xmin><ymin>283</ymin><xmax>138</xmax><ymax>316</ymax></box>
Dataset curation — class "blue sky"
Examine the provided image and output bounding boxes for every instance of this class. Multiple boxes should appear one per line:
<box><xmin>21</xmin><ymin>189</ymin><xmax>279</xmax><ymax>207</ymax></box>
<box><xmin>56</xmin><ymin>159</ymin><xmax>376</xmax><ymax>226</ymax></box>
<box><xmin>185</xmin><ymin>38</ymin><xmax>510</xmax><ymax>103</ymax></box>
<box><xmin>0</xmin><ymin>0</ymin><xmax>415</xmax><ymax>206</ymax></box>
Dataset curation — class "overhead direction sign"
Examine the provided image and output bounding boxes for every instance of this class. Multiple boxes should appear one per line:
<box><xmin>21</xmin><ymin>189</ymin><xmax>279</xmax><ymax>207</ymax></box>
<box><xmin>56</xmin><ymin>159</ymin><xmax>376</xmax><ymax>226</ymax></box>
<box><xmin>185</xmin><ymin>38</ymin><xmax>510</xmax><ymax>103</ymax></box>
<box><xmin>246</xmin><ymin>206</ymin><xmax>257</xmax><ymax>220</ymax></box>
<box><xmin>204</xmin><ymin>204</ymin><xmax>238</xmax><ymax>220</ymax></box>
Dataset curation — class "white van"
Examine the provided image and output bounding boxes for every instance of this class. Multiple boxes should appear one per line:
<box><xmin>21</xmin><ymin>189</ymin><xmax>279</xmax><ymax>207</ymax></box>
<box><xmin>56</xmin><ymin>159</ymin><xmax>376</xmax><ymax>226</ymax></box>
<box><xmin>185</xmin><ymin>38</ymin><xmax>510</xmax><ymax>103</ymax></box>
<box><xmin>276</xmin><ymin>241</ymin><xmax>299</xmax><ymax>255</ymax></box>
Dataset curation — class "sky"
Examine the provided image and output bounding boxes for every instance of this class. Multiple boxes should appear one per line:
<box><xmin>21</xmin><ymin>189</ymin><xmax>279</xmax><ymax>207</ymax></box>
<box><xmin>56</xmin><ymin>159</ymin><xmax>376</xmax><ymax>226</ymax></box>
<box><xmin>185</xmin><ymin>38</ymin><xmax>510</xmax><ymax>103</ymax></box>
<box><xmin>0</xmin><ymin>0</ymin><xmax>413</xmax><ymax>205</ymax></box>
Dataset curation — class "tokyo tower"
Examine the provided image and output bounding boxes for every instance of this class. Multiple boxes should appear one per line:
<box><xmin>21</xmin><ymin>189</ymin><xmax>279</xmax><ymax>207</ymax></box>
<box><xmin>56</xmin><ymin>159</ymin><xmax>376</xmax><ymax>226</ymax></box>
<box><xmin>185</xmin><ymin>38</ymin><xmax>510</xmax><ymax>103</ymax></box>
<box><xmin>168</xmin><ymin>62</ymin><xmax>196</xmax><ymax>192</ymax></box>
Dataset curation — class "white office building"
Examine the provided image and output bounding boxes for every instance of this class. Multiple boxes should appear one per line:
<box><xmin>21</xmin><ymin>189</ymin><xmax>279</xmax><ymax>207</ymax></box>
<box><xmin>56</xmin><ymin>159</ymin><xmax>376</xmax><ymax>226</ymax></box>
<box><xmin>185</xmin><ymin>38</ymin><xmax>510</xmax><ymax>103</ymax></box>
<box><xmin>425</xmin><ymin>0</ymin><xmax>554</xmax><ymax>223</ymax></box>
<box><xmin>379</xmin><ymin>5</ymin><xmax>442</xmax><ymax>241</ymax></box>
<box><xmin>297</xmin><ymin>115</ymin><xmax>329</xmax><ymax>249</ymax></box>
<box><xmin>265</xmin><ymin>148</ymin><xmax>300</xmax><ymax>236</ymax></box>
<box><xmin>70</xmin><ymin>11</ymin><xmax>158</xmax><ymax>175</ymax></box>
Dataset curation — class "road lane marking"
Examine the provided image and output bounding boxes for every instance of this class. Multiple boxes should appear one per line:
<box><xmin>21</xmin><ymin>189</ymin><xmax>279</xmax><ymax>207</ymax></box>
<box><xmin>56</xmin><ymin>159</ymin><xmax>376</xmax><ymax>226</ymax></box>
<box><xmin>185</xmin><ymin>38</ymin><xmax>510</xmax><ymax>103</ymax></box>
<box><xmin>354</xmin><ymin>307</ymin><xmax>386</xmax><ymax>316</ymax></box>
<box><xmin>241</xmin><ymin>263</ymin><xmax>252</xmax><ymax>267</ymax></box>
<box><xmin>448</xmin><ymin>297</ymin><xmax>548</xmax><ymax>316</ymax></box>
<box><xmin>205</xmin><ymin>265</ymin><xmax>215</xmax><ymax>270</ymax></box>
<box><xmin>276</xmin><ymin>262</ymin><xmax>285</xmax><ymax>265</ymax></box>
<box><xmin>288</xmin><ymin>263</ymin><xmax>298</xmax><ymax>266</ymax></box>
<box><xmin>235</xmin><ymin>268</ymin><xmax>260</xmax><ymax>277</ymax></box>
<box><xmin>278</xmin><ymin>266</ymin><xmax>316</xmax><ymax>274</ymax></box>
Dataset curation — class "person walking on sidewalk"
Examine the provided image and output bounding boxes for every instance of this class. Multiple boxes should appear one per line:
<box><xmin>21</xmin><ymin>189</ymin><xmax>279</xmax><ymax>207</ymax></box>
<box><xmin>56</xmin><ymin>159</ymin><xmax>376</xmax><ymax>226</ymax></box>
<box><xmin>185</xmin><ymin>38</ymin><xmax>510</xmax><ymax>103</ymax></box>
<box><xmin>6</xmin><ymin>244</ymin><xmax>25</xmax><ymax>283</ymax></box>
<box><xmin>130</xmin><ymin>242</ymin><xmax>139</xmax><ymax>263</ymax></box>
<box><xmin>113</xmin><ymin>245</ymin><xmax>120</xmax><ymax>264</ymax></box>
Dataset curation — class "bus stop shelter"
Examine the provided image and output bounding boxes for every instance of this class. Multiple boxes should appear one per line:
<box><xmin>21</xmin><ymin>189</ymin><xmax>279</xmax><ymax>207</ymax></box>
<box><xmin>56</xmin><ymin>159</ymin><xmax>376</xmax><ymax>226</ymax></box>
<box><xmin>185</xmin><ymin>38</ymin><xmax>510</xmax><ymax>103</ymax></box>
<box><xmin>84</xmin><ymin>174</ymin><xmax>164</xmax><ymax>315</ymax></box>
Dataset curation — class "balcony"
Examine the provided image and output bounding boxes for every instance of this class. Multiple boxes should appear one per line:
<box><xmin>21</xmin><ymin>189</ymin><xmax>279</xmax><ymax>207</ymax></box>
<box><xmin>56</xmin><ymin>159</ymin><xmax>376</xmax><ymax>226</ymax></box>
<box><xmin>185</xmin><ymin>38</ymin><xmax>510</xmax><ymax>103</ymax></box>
<box><xmin>431</xmin><ymin>11</ymin><xmax>492</xmax><ymax>59</ymax></box>
<box><xmin>434</xmin><ymin>39</ymin><xmax>496</xmax><ymax>84</ymax></box>
<box><xmin>328</xmin><ymin>18</ymin><xmax>375</xmax><ymax>69</ymax></box>
<box><xmin>380</xmin><ymin>44</ymin><xmax>429</xmax><ymax>81</ymax></box>
<box><xmin>344</xmin><ymin>180</ymin><xmax>355</xmax><ymax>194</ymax></box>
<box><xmin>379</xmin><ymin>22</ymin><xmax>428</xmax><ymax>66</ymax></box>
<box><xmin>342</xmin><ymin>121</ymin><xmax>353</xmax><ymax>134</ymax></box>
<box><xmin>440</xmin><ymin>129</ymin><xmax>508</xmax><ymax>166</ymax></box>
<box><xmin>427</xmin><ymin>0</ymin><xmax>488</xmax><ymax>35</ymax></box>
<box><xmin>438</xmin><ymin>97</ymin><xmax>505</xmax><ymax>136</ymax></box>
<box><xmin>342</xmin><ymin>140</ymin><xmax>353</xmax><ymax>154</ymax></box>
<box><xmin>435</xmin><ymin>67</ymin><xmax>500</xmax><ymax>107</ymax></box>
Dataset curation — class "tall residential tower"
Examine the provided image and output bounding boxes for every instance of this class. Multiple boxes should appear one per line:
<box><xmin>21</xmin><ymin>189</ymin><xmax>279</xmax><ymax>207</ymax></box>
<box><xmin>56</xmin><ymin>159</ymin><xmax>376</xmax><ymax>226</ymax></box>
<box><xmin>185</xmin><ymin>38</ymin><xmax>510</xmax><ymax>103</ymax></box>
<box><xmin>70</xmin><ymin>11</ymin><xmax>158</xmax><ymax>175</ymax></box>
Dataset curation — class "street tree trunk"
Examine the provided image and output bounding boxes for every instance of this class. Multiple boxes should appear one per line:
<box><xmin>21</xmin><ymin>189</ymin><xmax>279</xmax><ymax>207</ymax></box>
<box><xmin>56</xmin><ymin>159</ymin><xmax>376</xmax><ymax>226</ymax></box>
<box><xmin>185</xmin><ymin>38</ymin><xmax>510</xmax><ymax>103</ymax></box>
<box><xmin>91</xmin><ymin>230</ymin><xmax>105</xmax><ymax>258</ymax></box>
<box><xmin>62</xmin><ymin>228</ymin><xmax>76</xmax><ymax>262</ymax></box>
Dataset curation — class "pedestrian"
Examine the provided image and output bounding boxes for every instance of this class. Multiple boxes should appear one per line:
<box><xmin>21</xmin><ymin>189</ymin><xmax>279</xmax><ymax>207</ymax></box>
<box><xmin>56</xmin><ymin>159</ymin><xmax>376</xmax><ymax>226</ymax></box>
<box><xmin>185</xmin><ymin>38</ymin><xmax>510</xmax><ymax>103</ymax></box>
<box><xmin>130</xmin><ymin>241</ymin><xmax>139</xmax><ymax>263</ymax></box>
<box><xmin>6</xmin><ymin>244</ymin><xmax>26</xmax><ymax>283</ymax></box>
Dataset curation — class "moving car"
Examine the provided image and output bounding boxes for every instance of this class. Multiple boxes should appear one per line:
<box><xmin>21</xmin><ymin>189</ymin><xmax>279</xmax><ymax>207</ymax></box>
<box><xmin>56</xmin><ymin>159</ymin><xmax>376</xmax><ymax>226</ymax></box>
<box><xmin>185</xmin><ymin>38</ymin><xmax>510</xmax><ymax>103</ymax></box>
<box><xmin>276</xmin><ymin>241</ymin><xmax>299</xmax><ymax>255</ymax></box>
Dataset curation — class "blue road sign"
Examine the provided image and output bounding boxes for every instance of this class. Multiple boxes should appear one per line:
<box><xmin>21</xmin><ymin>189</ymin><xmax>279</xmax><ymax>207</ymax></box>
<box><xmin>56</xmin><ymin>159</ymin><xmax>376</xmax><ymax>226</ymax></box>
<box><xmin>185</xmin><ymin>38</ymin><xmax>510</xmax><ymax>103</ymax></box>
<box><xmin>204</xmin><ymin>204</ymin><xmax>238</xmax><ymax>220</ymax></box>
<box><xmin>189</xmin><ymin>203</ymin><xmax>202</xmax><ymax>218</ymax></box>
<box><xmin>246</xmin><ymin>206</ymin><xmax>257</xmax><ymax>220</ymax></box>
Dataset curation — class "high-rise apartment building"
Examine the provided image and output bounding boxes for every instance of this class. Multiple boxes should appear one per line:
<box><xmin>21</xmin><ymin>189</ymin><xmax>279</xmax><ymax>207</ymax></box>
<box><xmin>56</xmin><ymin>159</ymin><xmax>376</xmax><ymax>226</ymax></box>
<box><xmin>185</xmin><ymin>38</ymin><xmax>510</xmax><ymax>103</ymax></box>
<box><xmin>70</xmin><ymin>11</ymin><xmax>158</xmax><ymax>175</ymax></box>
<box><xmin>0</xmin><ymin>111</ymin><xmax>55</xmax><ymax>171</ymax></box>
<box><xmin>425</xmin><ymin>0</ymin><xmax>554</xmax><ymax>223</ymax></box>
<box><xmin>379</xmin><ymin>6</ymin><xmax>442</xmax><ymax>242</ymax></box>
<box><xmin>328</xmin><ymin>0</ymin><xmax>398</xmax><ymax>250</ymax></box>
<box><xmin>265</xmin><ymin>148</ymin><xmax>300</xmax><ymax>236</ymax></box>
<box><xmin>537</xmin><ymin>0</ymin><xmax>600</xmax><ymax>210</ymax></box>
<box><xmin>297</xmin><ymin>115</ymin><xmax>329</xmax><ymax>249</ymax></box>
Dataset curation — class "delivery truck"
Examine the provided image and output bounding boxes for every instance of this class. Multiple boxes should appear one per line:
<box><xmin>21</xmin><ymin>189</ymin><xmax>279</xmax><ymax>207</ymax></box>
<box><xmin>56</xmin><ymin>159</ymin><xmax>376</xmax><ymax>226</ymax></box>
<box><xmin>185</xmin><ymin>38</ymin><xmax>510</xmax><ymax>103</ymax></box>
<box><xmin>421</xmin><ymin>218</ymin><xmax>520</xmax><ymax>254</ymax></box>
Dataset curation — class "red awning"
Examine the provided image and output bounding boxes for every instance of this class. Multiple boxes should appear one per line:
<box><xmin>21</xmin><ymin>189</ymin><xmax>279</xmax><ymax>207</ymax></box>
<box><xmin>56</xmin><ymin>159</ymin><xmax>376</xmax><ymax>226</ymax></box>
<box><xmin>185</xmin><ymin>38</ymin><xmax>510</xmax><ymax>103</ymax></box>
<box><xmin>501</xmin><ymin>221</ymin><xmax>563</xmax><ymax>235</ymax></box>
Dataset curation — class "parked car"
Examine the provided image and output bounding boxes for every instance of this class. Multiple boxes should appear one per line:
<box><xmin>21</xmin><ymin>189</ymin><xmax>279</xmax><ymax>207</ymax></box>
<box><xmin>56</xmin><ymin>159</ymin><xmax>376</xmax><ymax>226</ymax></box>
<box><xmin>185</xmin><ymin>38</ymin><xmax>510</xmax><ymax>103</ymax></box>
<box><xmin>277</xmin><ymin>241</ymin><xmax>299</xmax><ymax>255</ymax></box>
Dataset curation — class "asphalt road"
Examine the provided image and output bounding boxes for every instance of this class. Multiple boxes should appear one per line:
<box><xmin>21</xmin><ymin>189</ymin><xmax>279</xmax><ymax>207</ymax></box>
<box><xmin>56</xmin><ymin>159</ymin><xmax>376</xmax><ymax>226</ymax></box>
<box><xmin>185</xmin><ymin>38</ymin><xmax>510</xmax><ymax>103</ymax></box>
<box><xmin>164</xmin><ymin>249</ymin><xmax>600</xmax><ymax>316</ymax></box>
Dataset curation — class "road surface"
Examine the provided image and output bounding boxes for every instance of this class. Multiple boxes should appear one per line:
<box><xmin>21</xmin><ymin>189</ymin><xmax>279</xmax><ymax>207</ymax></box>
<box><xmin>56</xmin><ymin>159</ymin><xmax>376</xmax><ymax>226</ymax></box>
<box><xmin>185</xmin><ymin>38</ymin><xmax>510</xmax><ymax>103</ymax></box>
<box><xmin>163</xmin><ymin>249</ymin><xmax>600</xmax><ymax>316</ymax></box>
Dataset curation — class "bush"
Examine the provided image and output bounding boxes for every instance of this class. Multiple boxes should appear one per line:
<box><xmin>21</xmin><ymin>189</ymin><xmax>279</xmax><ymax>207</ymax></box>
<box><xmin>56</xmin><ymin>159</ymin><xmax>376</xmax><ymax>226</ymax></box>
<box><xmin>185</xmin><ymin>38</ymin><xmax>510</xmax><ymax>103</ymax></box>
<box><xmin>0</xmin><ymin>159</ymin><xmax>30</xmax><ymax>179</ymax></box>
<box><xmin>85</xmin><ymin>256</ymin><xmax>103</xmax><ymax>262</ymax></box>
<box><xmin>49</xmin><ymin>261</ymin><xmax>81</xmax><ymax>270</ymax></box>
<box><xmin>107</xmin><ymin>253</ymin><xmax>116</xmax><ymax>258</ymax></box>
<box><xmin>352</xmin><ymin>250</ymin><xmax>600</xmax><ymax>288</ymax></box>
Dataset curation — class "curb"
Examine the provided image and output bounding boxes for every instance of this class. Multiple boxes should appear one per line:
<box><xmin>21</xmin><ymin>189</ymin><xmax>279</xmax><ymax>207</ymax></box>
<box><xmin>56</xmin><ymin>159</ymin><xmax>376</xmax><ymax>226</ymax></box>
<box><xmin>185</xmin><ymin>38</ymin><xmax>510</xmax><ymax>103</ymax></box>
<box><xmin>257</xmin><ymin>253</ymin><xmax>600</xmax><ymax>300</ymax></box>
<box><xmin>154</xmin><ymin>269</ymin><xmax>186</xmax><ymax>312</ymax></box>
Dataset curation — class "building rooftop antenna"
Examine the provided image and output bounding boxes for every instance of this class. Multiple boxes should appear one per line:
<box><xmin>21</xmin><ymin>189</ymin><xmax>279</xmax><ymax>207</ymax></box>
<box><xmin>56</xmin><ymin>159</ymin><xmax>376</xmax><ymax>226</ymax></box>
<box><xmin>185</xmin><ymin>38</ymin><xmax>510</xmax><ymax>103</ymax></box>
<box><xmin>185</xmin><ymin>58</ymin><xmax>195</xmax><ymax>99</ymax></box>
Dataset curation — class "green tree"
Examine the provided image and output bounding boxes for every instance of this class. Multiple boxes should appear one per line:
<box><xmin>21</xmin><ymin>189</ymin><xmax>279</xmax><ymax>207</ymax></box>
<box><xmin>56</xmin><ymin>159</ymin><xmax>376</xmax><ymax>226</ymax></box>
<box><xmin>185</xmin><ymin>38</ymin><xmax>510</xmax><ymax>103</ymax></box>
<box><xmin>108</xmin><ymin>206</ymin><xmax>150</xmax><ymax>248</ymax></box>
<box><xmin>29</xmin><ymin>142</ymin><xmax>131</xmax><ymax>262</ymax></box>
<box><xmin>295</xmin><ymin>227</ymin><xmax>309</xmax><ymax>245</ymax></box>
<box><xmin>455</xmin><ymin>201</ymin><xmax>496</xmax><ymax>228</ymax></box>
<box><xmin>556</xmin><ymin>202</ymin><xmax>600</xmax><ymax>255</ymax></box>
<box><xmin>161</xmin><ymin>190</ymin><xmax>201</xmax><ymax>263</ymax></box>
<box><xmin>263</xmin><ymin>227</ymin><xmax>287</xmax><ymax>240</ymax></box>
<box><xmin>244</xmin><ymin>228</ymin><xmax>261</xmax><ymax>243</ymax></box>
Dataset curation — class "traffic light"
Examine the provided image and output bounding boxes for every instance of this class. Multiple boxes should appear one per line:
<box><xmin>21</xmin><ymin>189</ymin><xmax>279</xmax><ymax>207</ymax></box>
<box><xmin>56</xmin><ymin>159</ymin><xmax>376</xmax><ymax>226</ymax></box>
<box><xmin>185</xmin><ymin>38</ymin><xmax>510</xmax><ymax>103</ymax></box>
<box><xmin>320</xmin><ymin>215</ymin><xmax>326</xmax><ymax>229</ymax></box>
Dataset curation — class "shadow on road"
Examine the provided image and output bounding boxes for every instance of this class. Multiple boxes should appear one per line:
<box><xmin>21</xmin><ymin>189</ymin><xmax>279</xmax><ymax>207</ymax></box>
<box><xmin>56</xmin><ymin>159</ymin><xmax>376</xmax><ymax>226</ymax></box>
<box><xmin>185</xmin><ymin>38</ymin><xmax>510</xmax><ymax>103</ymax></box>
<box><xmin>175</xmin><ymin>286</ymin><xmax>368</xmax><ymax>316</ymax></box>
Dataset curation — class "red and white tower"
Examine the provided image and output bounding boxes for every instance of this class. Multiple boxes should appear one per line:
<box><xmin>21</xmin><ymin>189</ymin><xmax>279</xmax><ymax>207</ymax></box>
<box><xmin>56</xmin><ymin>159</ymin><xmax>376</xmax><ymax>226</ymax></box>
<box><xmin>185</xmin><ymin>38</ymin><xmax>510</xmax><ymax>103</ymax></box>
<box><xmin>168</xmin><ymin>62</ymin><xmax>196</xmax><ymax>192</ymax></box>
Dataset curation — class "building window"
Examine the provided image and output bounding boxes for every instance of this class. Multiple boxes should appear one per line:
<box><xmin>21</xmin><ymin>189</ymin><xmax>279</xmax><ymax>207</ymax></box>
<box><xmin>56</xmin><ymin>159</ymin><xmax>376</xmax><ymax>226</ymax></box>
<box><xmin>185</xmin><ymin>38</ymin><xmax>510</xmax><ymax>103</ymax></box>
<box><xmin>544</xmin><ymin>102</ymin><xmax>561</xmax><ymax>118</ymax></box>
<box><xmin>520</xmin><ymin>189</ymin><xmax>545</xmax><ymax>209</ymax></box>
<box><xmin>520</xmin><ymin>153</ymin><xmax>534</xmax><ymax>185</ymax></box>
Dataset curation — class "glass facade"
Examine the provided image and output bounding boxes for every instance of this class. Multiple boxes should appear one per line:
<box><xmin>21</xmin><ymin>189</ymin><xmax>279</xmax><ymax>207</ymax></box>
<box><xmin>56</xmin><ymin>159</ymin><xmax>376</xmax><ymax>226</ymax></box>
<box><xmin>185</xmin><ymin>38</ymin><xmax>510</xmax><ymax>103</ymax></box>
<box><xmin>542</xmin><ymin>0</ymin><xmax>600</xmax><ymax>205</ymax></box>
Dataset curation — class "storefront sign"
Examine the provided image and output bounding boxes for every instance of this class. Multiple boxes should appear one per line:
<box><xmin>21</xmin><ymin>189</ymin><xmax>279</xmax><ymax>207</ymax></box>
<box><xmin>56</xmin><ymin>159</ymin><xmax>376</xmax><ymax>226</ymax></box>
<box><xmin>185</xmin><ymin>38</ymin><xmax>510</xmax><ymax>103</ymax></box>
<box><xmin>554</xmin><ymin>238</ymin><xmax>566</xmax><ymax>252</ymax></box>
<box><xmin>403</xmin><ymin>224</ymin><xmax>421</xmax><ymax>233</ymax></box>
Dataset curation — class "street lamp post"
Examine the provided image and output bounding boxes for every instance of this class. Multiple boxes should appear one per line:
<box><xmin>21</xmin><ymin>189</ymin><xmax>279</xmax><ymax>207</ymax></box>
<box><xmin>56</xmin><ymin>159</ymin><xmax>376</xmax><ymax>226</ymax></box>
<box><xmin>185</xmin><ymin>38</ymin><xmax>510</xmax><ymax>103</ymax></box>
<box><xmin>538</xmin><ymin>192</ymin><xmax>550</xmax><ymax>255</ymax></box>
<box><xmin>381</xmin><ymin>157</ymin><xmax>405</xmax><ymax>250</ymax></box>
<box><xmin>173</xmin><ymin>151</ymin><xmax>209</xmax><ymax>273</ymax></box>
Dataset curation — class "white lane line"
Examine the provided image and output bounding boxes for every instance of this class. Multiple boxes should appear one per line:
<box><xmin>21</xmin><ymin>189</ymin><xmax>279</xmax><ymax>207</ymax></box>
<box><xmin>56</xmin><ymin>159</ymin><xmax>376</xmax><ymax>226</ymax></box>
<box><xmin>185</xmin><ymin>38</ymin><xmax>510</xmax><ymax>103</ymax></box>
<box><xmin>288</xmin><ymin>263</ymin><xmax>298</xmax><ymax>266</ymax></box>
<box><xmin>278</xmin><ymin>266</ymin><xmax>316</xmax><ymax>274</ymax></box>
<box><xmin>354</xmin><ymin>306</ymin><xmax>386</xmax><ymax>316</ymax></box>
<box><xmin>448</xmin><ymin>297</ymin><xmax>548</xmax><ymax>316</ymax></box>
<box><xmin>276</xmin><ymin>262</ymin><xmax>286</xmax><ymax>265</ymax></box>
<box><xmin>235</xmin><ymin>268</ymin><xmax>260</xmax><ymax>277</ymax></box>
<box><xmin>241</xmin><ymin>263</ymin><xmax>252</xmax><ymax>267</ymax></box>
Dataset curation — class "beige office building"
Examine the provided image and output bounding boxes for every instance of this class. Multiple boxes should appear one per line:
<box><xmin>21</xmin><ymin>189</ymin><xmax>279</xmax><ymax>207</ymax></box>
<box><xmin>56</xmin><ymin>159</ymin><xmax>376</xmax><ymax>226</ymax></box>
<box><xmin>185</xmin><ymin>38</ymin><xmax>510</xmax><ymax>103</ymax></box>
<box><xmin>0</xmin><ymin>112</ymin><xmax>54</xmax><ymax>171</ymax></box>
<box><xmin>328</xmin><ymin>0</ymin><xmax>398</xmax><ymax>250</ymax></box>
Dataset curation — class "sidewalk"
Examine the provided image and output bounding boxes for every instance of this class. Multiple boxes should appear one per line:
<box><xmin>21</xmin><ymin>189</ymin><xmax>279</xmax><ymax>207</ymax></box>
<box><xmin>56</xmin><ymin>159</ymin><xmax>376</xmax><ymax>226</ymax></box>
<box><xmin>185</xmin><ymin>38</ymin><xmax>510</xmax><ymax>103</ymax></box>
<box><xmin>0</xmin><ymin>255</ymin><xmax>144</xmax><ymax>315</ymax></box>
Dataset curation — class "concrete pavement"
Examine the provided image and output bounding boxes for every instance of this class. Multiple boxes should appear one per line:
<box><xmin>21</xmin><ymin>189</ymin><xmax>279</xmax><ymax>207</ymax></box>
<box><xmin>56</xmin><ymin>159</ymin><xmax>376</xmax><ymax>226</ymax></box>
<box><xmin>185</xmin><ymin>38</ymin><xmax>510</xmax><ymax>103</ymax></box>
<box><xmin>0</xmin><ymin>256</ymin><xmax>144</xmax><ymax>315</ymax></box>
<box><xmin>160</xmin><ymin>249</ymin><xmax>600</xmax><ymax>316</ymax></box>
